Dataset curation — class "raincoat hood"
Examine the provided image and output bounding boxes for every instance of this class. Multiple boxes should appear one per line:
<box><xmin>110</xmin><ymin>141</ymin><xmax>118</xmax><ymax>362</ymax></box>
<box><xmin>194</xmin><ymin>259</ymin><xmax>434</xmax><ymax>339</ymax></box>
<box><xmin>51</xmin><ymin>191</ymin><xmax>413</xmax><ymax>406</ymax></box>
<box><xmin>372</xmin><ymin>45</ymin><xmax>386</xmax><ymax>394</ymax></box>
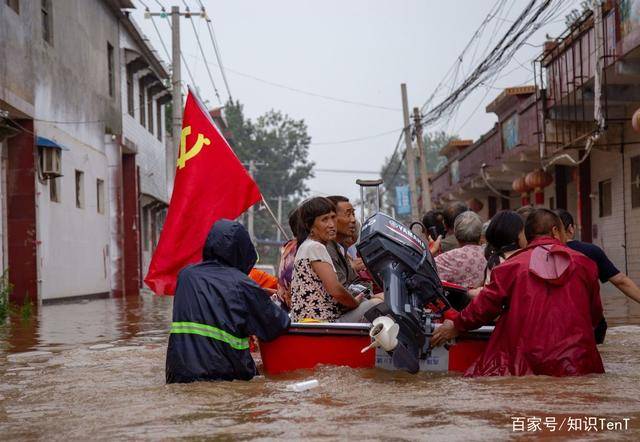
<box><xmin>526</xmin><ymin>236</ymin><xmax>574</xmax><ymax>286</ymax></box>
<box><xmin>202</xmin><ymin>219</ymin><xmax>257</xmax><ymax>274</ymax></box>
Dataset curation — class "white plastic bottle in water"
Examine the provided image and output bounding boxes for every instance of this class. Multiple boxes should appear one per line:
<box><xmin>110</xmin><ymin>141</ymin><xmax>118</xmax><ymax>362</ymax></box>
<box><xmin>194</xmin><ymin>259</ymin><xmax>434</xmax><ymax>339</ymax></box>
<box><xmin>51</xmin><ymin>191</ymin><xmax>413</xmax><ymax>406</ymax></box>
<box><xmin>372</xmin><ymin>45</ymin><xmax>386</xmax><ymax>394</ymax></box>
<box><xmin>286</xmin><ymin>379</ymin><xmax>319</xmax><ymax>392</ymax></box>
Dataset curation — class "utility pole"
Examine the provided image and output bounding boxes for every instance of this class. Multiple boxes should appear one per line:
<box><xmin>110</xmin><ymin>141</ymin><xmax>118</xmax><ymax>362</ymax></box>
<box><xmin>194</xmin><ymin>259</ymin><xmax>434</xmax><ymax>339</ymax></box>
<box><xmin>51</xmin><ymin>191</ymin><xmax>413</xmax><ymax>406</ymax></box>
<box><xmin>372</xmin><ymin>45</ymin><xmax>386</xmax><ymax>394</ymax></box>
<box><xmin>276</xmin><ymin>196</ymin><xmax>283</xmax><ymax>242</ymax></box>
<box><xmin>248</xmin><ymin>160</ymin><xmax>256</xmax><ymax>241</ymax></box>
<box><xmin>171</xmin><ymin>6</ymin><xmax>181</xmax><ymax>177</ymax></box>
<box><xmin>144</xmin><ymin>7</ymin><xmax>207</xmax><ymax>189</ymax></box>
<box><xmin>414</xmin><ymin>107</ymin><xmax>432</xmax><ymax>213</ymax></box>
<box><xmin>401</xmin><ymin>84</ymin><xmax>419</xmax><ymax>220</ymax></box>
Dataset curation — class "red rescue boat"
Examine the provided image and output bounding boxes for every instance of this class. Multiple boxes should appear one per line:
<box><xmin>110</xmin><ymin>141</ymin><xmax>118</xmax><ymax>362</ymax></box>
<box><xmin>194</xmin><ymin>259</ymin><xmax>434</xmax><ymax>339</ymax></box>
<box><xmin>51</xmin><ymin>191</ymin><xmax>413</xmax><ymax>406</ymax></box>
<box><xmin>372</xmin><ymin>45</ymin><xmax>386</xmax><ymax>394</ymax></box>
<box><xmin>259</xmin><ymin>321</ymin><xmax>492</xmax><ymax>375</ymax></box>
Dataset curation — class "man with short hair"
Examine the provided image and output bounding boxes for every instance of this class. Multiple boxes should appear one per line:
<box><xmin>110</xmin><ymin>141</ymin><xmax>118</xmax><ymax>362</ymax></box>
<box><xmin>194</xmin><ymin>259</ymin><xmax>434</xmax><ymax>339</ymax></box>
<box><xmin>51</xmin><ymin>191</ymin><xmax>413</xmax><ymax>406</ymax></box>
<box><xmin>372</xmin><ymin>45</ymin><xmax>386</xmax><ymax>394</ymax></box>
<box><xmin>432</xmin><ymin>208</ymin><xmax>604</xmax><ymax>377</ymax></box>
<box><xmin>555</xmin><ymin>209</ymin><xmax>640</xmax><ymax>304</ymax></box>
<box><xmin>440</xmin><ymin>202</ymin><xmax>469</xmax><ymax>252</ymax></box>
<box><xmin>555</xmin><ymin>209</ymin><xmax>640</xmax><ymax>343</ymax></box>
<box><xmin>326</xmin><ymin>195</ymin><xmax>360</xmax><ymax>287</ymax></box>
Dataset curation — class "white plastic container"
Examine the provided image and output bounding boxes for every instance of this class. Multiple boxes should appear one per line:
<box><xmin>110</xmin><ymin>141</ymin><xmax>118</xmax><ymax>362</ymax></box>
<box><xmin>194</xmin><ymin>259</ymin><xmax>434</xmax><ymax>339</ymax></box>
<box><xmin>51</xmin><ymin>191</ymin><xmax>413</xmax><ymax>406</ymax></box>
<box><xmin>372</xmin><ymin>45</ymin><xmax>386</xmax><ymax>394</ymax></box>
<box><xmin>286</xmin><ymin>379</ymin><xmax>319</xmax><ymax>392</ymax></box>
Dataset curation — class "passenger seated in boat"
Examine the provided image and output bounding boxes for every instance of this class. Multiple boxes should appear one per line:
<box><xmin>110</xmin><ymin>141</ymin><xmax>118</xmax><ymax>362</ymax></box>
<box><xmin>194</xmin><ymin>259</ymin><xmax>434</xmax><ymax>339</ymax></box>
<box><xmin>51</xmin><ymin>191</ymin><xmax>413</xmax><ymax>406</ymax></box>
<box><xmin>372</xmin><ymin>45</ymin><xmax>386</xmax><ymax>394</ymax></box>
<box><xmin>421</xmin><ymin>209</ymin><xmax>446</xmax><ymax>256</ymax></box>
<box><xmin>555</xmin><ymin>208</ymin><xmax>640</xmax><ymax>344</ymax></box>
<box><xmin>290</xmin><ymin>197</ymin><xmax>382</xmax><ymax>323</ymax></box>
<box><xmin>432</xmin><ymin>209</ymin><xmax>605</xmax><ymax>377</ymax></box>
<box><xmin>434</xmin><ymin>211</ymin><xmax>486</xmax><ymax>289</ymax></box>
<box><xmin>274</xmin><ymin>209</ymin><xmax>304</xmax><ymax>311</ymax></box>
<box><xmin>325</xmin><ymin>196</ymin><xmax>360</xmax><ymax>287</ymax></box>
<box><xmin>440</xmin><ymin>202</ymin><xmax>468</xmax><ymax>252</ymax></box>
<box><xmin>468</xmin><ymin>210</ymin><xmax>526</xmax><ymax>298</ymax></box>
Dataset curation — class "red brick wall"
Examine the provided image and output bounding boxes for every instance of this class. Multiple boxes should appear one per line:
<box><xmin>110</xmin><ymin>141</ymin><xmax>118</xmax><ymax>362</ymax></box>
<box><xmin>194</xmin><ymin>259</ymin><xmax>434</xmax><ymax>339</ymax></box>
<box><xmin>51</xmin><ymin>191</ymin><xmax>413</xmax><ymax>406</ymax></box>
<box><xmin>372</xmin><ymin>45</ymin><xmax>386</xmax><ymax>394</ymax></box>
<box><xmin>7</xmin><ymin>120</ymin><xmax>38</xmax><ymax>304</ymax></box>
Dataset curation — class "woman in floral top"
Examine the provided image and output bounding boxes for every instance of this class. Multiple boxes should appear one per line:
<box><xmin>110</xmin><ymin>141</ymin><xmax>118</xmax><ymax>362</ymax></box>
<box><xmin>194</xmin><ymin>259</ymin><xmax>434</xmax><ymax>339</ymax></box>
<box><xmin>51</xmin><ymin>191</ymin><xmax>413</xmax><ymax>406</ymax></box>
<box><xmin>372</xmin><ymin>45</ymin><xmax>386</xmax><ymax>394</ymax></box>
<box><xmin>434</xmin><ymin>211</ymin><xmax>487</xmax><ymax>289</ymax></box>
<box><xmin>290</xmin><ymin>197</ymin><xmax>381</xmax><ymax>322</ymax></box>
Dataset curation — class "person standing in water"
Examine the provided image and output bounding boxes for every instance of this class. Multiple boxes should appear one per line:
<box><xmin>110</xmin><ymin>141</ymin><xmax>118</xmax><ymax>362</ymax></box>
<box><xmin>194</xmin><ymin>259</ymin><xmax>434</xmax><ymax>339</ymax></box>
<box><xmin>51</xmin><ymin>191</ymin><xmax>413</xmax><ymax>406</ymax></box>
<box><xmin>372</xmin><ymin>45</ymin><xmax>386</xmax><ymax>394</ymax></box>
<box><xmin>432</xmin><ymin>209</ymin><xmax>604</xmax><ymax>377</ymax></box>
<box><xmin>166</xmin><ymin>219</ymin><xmax>290</xmax><ymax>383</ymax></box>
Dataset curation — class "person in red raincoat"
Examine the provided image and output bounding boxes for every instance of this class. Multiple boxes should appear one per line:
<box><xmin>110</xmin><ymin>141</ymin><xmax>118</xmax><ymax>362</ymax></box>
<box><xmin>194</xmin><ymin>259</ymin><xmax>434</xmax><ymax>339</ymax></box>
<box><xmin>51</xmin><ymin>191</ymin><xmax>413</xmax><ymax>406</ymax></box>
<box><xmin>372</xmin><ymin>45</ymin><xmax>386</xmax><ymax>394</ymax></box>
<box><xmin>432</xmin><ymin>208</ymin><xmax>604</xmax><ymax>377</ymax></box>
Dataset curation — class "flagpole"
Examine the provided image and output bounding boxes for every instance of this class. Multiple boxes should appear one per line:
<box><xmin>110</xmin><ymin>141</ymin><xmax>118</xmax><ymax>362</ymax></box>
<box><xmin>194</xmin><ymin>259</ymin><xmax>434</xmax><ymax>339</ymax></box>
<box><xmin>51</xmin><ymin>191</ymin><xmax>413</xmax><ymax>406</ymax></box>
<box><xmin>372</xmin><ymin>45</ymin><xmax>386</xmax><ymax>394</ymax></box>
<box><xmin>261</xmin><ymin>197</ymin><xmax>291</xmax><ymax>242</ymax></box>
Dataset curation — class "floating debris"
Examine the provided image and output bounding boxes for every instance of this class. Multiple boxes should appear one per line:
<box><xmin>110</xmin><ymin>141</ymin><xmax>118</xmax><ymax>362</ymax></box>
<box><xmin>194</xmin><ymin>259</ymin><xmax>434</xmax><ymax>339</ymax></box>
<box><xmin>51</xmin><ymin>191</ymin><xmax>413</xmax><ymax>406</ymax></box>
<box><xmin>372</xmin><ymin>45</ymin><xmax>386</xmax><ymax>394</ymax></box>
<box><xmin>6</xmin><ymin>351</ymin><xmax>53</xmax><ymax>364</ymax></box>
<box><xmin>6</xmin><ymin>366</ymin><xmax>36</xmax><ymax>372</ymax></box>
<box><xmin>286</xmin><ymin>379</ymin><xmax>319</xmax><ymax>392</ymax></box>
<box><xmin>88</xmin><ymin>344</ymin><xmax>114</xmax><ymax>351</ymax></box>
<box><xmin>135</xmin><ymin>330</ymin><xmax>168</xmax><ymax>336</ymax></box>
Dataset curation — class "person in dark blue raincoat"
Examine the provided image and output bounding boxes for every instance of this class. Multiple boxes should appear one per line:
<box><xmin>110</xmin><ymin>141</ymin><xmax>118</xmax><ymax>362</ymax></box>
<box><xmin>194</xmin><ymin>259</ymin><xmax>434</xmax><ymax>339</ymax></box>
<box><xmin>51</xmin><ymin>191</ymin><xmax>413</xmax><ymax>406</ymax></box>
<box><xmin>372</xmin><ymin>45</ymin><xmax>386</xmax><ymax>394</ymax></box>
<box><xmin>166</xmin><ymin>219</ymin><xmax>291</xmax><ymax>383</ymax></box>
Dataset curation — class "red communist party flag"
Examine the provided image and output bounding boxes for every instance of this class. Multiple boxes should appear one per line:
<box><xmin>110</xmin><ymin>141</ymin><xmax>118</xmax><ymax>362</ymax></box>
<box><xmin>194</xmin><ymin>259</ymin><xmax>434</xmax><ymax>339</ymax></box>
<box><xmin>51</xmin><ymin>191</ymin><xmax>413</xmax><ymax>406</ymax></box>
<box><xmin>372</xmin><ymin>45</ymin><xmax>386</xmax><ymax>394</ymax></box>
<box><xmin>145</xmin><ymin>89</ymin><xmax>262</xmax><ymax>295</ymax></box>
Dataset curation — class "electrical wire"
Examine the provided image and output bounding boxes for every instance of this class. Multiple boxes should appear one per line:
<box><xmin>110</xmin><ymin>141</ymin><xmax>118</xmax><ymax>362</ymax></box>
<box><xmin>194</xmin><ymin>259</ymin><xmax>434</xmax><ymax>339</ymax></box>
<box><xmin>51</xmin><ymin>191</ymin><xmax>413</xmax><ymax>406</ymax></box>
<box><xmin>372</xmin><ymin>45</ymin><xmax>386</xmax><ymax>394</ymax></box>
<box><xmin>195</xmin><ymin>0</ymin><xmax>233</xmax><ymax>101</ymax></box>
<box><xmin>480</xmin><ymin>163</ymin><xmax>520</xmax><ymax>199</ymax></box>
<box><xmin>137</xmin><ymin>0</ymin><xmax>197</xmax><ymax>98</ymax></box>
<box><xmin>181</xmin><ymin>1</ymin><xmax>222</xmax><ymax>103</ymax></box>
<box><xmin>310</xmin><ymin>128</ymin><xmax>402</xmax><ymax>146</ymax></box>
<box><xmin>420</xmin><ymin>0</ymin><xmax>563</xmax><ymax>129</ymax></box>
<box><xmin>421</xmin><ymin>0</ymin><xmax>507</xmax><ymax>114</ymax></box>
<box><xmin>314</xmin><ymin>168</ymin><xmax>379</xmax><ymax>174</ymax></box>
<box><xmin>181</xmin><ymin>52</ymin><xmax>401</xmax><ymax>112</ymax></box>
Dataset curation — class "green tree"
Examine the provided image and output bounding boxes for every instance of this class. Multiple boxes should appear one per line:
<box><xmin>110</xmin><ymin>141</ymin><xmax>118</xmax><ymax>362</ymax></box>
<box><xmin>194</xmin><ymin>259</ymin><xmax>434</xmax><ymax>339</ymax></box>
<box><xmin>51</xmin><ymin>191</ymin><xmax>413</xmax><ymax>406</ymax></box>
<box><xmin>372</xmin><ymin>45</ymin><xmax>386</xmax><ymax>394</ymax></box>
<box><xmin>224</xmin><ymin>100</ymin><xmax>314</xmax><ymax>267</ymax></box>
<box><xmin>380</xmin><ymin>130</ymin><xmax>456</xmax><ymax>220</ymax></box>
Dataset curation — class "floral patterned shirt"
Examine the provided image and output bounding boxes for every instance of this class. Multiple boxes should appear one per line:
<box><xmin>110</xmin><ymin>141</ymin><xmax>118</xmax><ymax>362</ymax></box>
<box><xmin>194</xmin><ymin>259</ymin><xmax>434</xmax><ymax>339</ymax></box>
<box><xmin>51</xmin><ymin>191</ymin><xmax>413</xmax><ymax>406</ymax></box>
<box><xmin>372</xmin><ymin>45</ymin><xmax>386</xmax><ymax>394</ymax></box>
<box><xmin>275</xmin><ymin>239</ymin><xmax>298</xmax><ymax>310</ymax></box>
<box><xmin>290</xmin><ymin>239</ymin><xmax>342</xmax><ymax>322</ymax></box>
<box><xmin>435</xmin><ymin>244</ymin><xmax>487</xmax><ymax>288</ymax></box>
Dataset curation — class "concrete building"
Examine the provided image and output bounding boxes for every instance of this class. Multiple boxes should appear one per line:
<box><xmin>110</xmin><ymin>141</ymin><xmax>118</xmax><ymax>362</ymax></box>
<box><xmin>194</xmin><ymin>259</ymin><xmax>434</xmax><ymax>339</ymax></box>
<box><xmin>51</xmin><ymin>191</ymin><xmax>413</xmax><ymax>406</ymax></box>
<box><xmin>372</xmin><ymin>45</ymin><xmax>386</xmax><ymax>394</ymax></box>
<box><xmin>0</xmin><ymin>0</ymin><xmax>170</xmax><ymax>303</ymax></box>
<box><xmin>430</xmin><ymin>1</ymin><xmax>640</xmax><ymax>284</ymax></box>
<box><xmin>116</xmin><ymin>13</ymin><xmax>171</xmax><ymax>296</ymax></box>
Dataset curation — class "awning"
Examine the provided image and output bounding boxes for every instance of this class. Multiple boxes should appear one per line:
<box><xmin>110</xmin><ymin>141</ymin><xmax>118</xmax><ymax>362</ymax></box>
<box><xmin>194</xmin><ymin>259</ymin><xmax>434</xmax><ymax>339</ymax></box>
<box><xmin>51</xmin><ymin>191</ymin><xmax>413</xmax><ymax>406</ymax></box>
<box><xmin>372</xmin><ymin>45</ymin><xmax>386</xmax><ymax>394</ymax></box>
<box><xmin>37</xmin><ymin>136</ymin><xmax>69</xmax><ymax>150</ymax></box>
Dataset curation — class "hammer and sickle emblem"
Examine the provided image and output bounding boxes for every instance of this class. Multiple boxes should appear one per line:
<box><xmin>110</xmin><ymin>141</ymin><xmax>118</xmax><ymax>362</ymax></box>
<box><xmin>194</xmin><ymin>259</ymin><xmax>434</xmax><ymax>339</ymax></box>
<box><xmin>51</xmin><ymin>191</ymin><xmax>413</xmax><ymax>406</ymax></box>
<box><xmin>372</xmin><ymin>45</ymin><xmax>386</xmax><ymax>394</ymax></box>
<box><xmin>177</xmin><ymin>126</ymin><xmax>211</xmax><ymax>169</ymax></box>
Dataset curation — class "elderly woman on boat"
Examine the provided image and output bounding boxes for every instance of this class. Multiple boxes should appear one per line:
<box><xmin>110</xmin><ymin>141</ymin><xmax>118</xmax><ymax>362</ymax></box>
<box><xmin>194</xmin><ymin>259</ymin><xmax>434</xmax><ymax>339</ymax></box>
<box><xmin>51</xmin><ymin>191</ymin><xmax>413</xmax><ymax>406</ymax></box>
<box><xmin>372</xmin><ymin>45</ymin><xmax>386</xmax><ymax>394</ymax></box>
<box><xmin>289</xmin><ymin>197</ymin><xmax>382</xmax><ymax>323</ymax></box>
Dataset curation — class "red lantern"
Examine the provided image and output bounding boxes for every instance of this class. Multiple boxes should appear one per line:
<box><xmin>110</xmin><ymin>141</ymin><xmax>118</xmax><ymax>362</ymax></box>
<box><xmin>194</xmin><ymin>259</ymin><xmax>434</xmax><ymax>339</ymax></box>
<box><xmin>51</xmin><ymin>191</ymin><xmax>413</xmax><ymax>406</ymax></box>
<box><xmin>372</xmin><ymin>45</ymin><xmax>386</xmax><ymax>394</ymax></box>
<box><xmin>525</xmin><ymin>169</ymin><xmax>553</xmax><ymax>206</ymax></box>
<box><xmin>512</xmin><ymin>176</ymin><xmax>531</xmax><ymax>207</ymax></box>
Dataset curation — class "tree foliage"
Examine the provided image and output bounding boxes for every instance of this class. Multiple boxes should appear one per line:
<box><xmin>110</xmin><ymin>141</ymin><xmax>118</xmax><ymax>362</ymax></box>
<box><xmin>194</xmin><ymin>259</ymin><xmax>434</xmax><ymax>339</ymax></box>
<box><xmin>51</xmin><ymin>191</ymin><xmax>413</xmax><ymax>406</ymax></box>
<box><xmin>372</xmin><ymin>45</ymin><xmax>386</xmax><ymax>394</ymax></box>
<box><xmin>223</xmin><ymin>100</ymin><xmax>314</xmax><ymax>266</ymax></box>
<box><xmin>380</xmin><ymin>131</ymin><xmax>456</xmax><ymax>219</ymax></box>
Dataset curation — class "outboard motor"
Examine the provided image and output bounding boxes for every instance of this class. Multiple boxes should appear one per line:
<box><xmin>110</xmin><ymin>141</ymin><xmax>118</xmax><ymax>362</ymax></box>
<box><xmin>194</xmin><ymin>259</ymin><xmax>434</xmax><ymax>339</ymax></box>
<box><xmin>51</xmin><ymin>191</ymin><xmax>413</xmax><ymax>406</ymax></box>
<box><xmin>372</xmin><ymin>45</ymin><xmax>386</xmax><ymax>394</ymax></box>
<box><xmin>356</xmin><ymin>212</ymin><xmax>447</xmax><ymax>373</ymax></box>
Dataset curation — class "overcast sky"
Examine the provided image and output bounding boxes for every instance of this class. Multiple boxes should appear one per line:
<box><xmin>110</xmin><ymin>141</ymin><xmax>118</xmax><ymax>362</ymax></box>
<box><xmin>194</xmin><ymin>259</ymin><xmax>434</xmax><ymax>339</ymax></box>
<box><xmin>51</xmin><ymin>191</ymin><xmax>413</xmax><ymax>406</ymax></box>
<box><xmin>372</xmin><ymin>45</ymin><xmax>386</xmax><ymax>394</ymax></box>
<box><xmin>131</xmin><ymin>0</ymin><xmax>580</xmax><ymax>203</ymax></box>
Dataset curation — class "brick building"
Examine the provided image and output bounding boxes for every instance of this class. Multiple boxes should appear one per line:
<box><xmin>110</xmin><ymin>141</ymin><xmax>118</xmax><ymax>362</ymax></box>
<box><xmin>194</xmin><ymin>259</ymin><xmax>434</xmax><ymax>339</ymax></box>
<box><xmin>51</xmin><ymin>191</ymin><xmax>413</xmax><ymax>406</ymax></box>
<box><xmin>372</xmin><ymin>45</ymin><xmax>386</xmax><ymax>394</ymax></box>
<box><xmin>0</xmin><ymin>0</ymin><xmax>170</xmax><ymax>302</ymax></box>
<box><xmin>430</xmin><ymin>0</ymin><xmax>640</xmax><ymax>283</ymax></box>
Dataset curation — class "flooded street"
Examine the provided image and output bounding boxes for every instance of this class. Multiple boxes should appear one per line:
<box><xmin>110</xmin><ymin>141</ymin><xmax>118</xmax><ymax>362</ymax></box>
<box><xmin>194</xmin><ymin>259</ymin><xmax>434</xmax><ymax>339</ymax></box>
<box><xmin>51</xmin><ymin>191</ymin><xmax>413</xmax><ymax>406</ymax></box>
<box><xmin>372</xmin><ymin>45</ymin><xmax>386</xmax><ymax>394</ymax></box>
<box><xmin>1</xmin><ymin>288</ymin><xmax>640</xmax><ymax>441</ymax></box>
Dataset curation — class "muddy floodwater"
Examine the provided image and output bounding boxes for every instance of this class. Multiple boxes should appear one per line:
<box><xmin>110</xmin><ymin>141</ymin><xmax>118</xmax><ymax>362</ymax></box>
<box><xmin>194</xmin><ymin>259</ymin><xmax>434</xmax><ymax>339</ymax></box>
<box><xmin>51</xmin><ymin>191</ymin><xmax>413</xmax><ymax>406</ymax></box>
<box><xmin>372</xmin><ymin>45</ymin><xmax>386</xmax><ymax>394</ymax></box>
<box><xmin>1</xmin><ymin>287</ymin><xmax>640</xmax><ymax>441</ymax></box>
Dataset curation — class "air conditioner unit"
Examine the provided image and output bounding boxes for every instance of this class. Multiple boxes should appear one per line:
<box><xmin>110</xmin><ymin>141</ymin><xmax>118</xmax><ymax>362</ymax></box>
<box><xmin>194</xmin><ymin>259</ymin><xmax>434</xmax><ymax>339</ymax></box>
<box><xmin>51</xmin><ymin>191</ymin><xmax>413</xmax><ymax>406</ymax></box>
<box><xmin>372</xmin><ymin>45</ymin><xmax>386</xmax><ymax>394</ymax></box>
<box><xmin>40</xmin><ymin>147</ymin><xmax>62</xmax><ymax>177</ymax></box>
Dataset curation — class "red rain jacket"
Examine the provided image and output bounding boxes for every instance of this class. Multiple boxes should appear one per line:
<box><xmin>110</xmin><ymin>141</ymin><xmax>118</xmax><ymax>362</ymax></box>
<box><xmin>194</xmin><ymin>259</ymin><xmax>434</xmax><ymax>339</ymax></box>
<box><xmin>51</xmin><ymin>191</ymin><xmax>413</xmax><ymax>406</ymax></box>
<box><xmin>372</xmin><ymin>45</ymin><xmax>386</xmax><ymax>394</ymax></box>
<box><xmin>454</xmin><ymin>236</ymin><xmax>604</xmax><ymax>377</ymax></box>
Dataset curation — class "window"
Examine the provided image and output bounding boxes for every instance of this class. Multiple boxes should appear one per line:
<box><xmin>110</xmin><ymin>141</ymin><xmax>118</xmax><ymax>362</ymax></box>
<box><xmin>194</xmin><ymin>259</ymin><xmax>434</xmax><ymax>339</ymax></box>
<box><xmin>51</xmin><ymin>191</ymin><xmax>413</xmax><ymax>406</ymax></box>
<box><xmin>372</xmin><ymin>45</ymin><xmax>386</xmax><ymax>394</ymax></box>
<box><xmin>41</xmin><ymin>0</ymin><xmax>52</xmax><ymax>44</ymax></box>
<box><xmin>6</xmin><ymin>0</ymin><xmax>19</xmax><ymax>13</ymax></box>
<box><xmin>49</xmin><ymin>177</ymin><xmax>60</xmax><ymax>203</ymax></box>
<box><xmin>107</xmin><ymin>43</ymin><xmax>114</xmax><ymax>97</ymax></box>
<box><xmin>75</xmin><ymin>170</ymin><xmax>84</xmax><ymax>209</ymax></box>
<box><xmin>126</xmin><ymin>66</ymin><xmax>134</xmax><ymax>116</ymax></box>
<box><xmin>139</xmin><ymin>79</ymin><xmax>146</xmax><ymax>127</ymax></box>
<box><xmin>598</xmin><ymin>179</ymin><xmax>612</xmax><ymax>217</ymax></box>
<box><xmin>96</xmin><ymin>179</ymin><xmax>104</xmax><ymax>214</ymax></box>
<box><xmin>632</xmin><ymin>155</ymin><xmax>640</xmax><ymax>209</ymax></box>
<box><xmin>147</xmin><ymin>94</ymin><xmax>154</xmax><ymax>134</ymax></box>
<box><xmin>156</xmin><ymin>102</ymin><xmax>162</xmax><ymax>141</ymax></box>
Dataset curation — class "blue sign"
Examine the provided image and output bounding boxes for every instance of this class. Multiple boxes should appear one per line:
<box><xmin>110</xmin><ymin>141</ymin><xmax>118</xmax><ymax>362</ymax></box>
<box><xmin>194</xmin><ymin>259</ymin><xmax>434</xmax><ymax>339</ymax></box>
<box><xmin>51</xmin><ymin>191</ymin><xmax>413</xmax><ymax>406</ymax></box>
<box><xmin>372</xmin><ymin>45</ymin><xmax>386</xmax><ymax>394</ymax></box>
<box><xmin>395</xmin><ymin>185</ymin><xmax>411</xmax><ymax>215</ymax></box>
